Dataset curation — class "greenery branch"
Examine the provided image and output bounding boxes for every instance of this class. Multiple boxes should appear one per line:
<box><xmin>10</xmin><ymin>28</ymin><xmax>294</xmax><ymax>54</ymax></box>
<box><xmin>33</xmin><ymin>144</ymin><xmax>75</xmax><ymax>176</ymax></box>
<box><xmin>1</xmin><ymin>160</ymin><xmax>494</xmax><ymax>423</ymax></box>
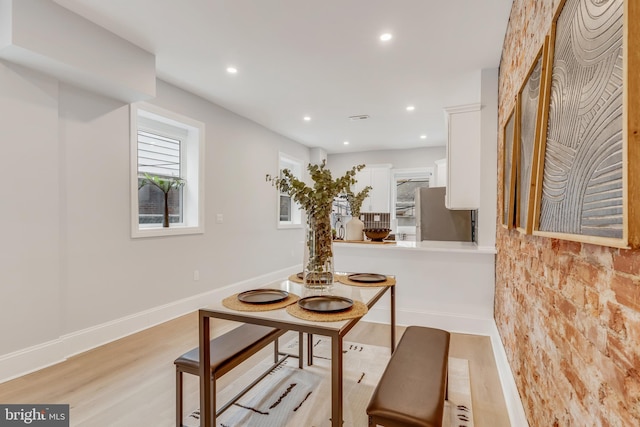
<box><xmin>139</xmin><ymin>173</ymin><xmax>186</xmax><ymax>227</ymax></box>
<box><xmin>267</xmin><ymin>160</ymin><xmax>365</xmax><ymax>274</ymax></box>
<box><xmin>140</xmin><ymin>173</ymin><xmax>186</xmax><ymax>193</ymax></box>
<box><xmin>346</xmin><ymin>186</ymin><xmax>372</xmax><ymax>218</ymax></box>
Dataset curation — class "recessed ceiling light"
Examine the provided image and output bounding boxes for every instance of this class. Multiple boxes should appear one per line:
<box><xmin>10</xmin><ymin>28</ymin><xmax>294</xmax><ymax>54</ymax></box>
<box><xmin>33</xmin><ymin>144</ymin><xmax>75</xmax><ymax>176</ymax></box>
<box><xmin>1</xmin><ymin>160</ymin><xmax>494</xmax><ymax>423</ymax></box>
<box><xmin>380</xmin><ymin>33</ymin><xmax>393</xmax><ymax>41</ymax></box>
<box><xmin>226</xmin><ymin>66</ymin><xmax>238</xmax><ymax>74</ymax></box>
<box><xmin>303</xmin><ymin>116</ymin><xmax>311</xmax><ymax>121</ymax></box>
<box><xmin>343</xmin><ymin>141</ymin><xmax>350</xmax><ymax>145</ymax></box>
<box><xmin>406</xmin><ymin>105</ymin><xmax>415</xmax><ymax>111</ymax></box>
<box><xmin>420</xmin><ymin>134</ymin><xmax>427</xmax><ymax>139</ymax></box>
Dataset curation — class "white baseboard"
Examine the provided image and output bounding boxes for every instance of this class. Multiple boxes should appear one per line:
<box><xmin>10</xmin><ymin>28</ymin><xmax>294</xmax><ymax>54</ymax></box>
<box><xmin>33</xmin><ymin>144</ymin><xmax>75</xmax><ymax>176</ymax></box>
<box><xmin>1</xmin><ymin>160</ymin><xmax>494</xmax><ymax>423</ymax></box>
<box><xmin>0</xmin><ymin>265</ymin><xmax>299</xmax><ymax>384</ymax></box>
<box><xmin>488</xmin><ymin>323</ymin><xmax>529</xmax><ymax>427</ymax></box>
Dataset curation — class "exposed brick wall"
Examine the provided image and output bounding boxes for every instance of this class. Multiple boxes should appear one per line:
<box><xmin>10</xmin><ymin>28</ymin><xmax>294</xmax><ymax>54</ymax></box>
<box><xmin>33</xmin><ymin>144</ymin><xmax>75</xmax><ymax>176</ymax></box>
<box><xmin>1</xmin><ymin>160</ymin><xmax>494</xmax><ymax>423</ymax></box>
<box><xmin>496</xmin><ymin>1</ymin><xmax>640</xmax><ymax>426</ymax></box>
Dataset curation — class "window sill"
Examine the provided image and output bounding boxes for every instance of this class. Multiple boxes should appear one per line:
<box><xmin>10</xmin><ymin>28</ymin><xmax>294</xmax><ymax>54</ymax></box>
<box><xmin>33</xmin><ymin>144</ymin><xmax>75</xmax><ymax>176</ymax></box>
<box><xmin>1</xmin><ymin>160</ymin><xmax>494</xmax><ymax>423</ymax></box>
<box><xmin>277</xmin><ymin>223</ymin><xmax>303</xmax><ymax>230</ymax></box>
<box><xmin>131</xmin><ymin>224</ymin><xmax>204</xmax><ymax>238</ymax></box>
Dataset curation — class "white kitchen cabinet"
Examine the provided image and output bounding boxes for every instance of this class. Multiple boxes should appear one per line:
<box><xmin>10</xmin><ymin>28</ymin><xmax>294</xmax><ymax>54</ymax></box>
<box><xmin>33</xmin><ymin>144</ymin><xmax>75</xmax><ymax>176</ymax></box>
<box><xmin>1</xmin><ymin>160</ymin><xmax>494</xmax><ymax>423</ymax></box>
<box><xmin>354</xmin><ymin>165</ymin><xmax>391</xmax><ymax>213</ymax></box>
<box><xmin>444</xmin><ymin>104</ymin><xmax>481</xmax><ymax>209</ymax></box>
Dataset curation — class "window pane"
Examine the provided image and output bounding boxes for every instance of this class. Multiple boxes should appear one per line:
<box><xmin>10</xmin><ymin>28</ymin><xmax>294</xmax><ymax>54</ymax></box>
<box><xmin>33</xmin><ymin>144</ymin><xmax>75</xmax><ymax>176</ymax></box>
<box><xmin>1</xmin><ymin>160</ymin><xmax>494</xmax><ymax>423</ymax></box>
<box><xmin>279</xmin><ymin>195</ymin><xmax>291</xmax><ymax>221</ymax></box>
<box><xmin>138</xmin><ymin>177</ymin><xmax>183</xmax><ymax>224</ymax></box>
<box><xmin>137</xmin><ymin>129</ymin><xmax>183</xmax><ymax>225</ymax></box>
<box><xmin>396</xmin><ymin>178</ymin><xmax>430</xmax><ymax>227</ymax></box>
<box><xmin>138</xmin><ymin>131</ymin><xmax>181</xmax><ymax>177</ymax></box>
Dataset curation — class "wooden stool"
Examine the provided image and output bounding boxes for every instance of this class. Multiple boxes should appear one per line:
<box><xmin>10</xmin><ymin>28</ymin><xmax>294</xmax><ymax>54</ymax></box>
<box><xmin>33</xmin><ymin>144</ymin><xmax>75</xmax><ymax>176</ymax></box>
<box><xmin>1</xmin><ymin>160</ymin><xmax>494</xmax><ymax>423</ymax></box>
<box><xmin>366</xmin><ymin>326</ymin><xmax>450</xmax><ymax>427</ymax></box>
<box><xmin>174</xmin><ymin>324</ymin><xmax>303</xmax><ymax>426</ymax></box>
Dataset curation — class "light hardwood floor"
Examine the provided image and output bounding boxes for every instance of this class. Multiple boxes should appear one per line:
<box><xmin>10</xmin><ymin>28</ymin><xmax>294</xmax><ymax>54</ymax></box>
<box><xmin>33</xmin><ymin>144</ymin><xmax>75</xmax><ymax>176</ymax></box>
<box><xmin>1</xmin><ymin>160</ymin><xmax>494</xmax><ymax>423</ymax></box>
<box><xmin>0</xmin><ymin>313</ymin><xmax>510</xmax><ymax>426</ymax></box>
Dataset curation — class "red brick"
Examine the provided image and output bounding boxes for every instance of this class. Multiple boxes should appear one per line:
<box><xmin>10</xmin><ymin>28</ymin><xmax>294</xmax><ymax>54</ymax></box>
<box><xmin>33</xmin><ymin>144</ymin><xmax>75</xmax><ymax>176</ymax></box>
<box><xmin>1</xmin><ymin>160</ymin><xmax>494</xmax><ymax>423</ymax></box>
<box><xmin>606</xmin><ymin>302</ymin><xmax>628</xmax><ymax>337</ymax></box>
<box><xmin>542</xmin><ymin>247</ymin><xmax>556</xmax><ymax>266</ymax></box>
<box><xmin>558</xmin><ymin>297</ymin><xmax>577</xmax><ymax>320</ymax></box>
<box><xmin>623</xmin><ymin>370</ymin><xmax>640</xmax><ymax>419</ymax></box>
<box><xmin>613</xmin><ymin>248</ymin><xmax>640</xmax><ymax>276</ymax></box>
<box><xmin>607</xmin><ymin>334</ymin><xmax>634</xmax><ymax>372</ymax></box>
<box><xmin>556</xmin><ymin>239</ymin><xmax>582</xmax><ymax>255</ymax></box>
<box><xmin>560</xmin><ymin>358</ymin><xmax>587</xmax><ymax>401</ymax></box>
<box><xmin>610</xmin><ymin>273</ymin><xmax>640</xmax><ymax>312</ymax></box>
<box><xmin>585</xmin><ymin>321</ymin><xmax>607</xmax><ymax>354</ymax></box>
<box><xmin>584</xmin><ymin>288</ymin><xmax>601</xmax><ymax>318</ymax></box>
<box><xmin>582</xmin><ymin>243</ymin><xmax>614</xmax><ymax>268</ymax></box>
<box><xmin>595</xmin><ymin>349</ymin><xmax>627</xmax><ymax>398</ymax></box>
<box><xmin>562</xmin><ymin>276</ymin><xmax>585</xmax><ymax>308</ymax></box>
<box><xmin>571</xmin><ymin>259</ymin><xmax>602</xmax><ymax>289</ymax></box>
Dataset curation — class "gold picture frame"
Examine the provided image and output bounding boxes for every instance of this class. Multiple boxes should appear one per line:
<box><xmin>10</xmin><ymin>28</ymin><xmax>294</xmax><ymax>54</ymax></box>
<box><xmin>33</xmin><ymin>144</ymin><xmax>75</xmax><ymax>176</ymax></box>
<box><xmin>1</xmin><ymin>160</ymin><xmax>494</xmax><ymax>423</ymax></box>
<box><xmin>532</xmin><ymin>0</ymin><xmax>639</xmax><ymax>248</ymax></box>
<box><xmin>501</xmin><ymin>107</ymin><xmax>517</xmax><ymax>229</ymax></box>
<box><xmin>515</xmin><ymin>38</ymin><xmax>550</xmax><ymax>235</ymax></box>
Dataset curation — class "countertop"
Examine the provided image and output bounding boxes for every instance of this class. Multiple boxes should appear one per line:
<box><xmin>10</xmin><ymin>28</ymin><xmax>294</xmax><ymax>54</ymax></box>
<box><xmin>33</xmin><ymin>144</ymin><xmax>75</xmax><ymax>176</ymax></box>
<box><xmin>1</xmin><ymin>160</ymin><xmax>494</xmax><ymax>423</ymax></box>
<box><xmin>333</xmin><ymin>239</ymin><xmax>496</xmax><ymax>254</ymax></box>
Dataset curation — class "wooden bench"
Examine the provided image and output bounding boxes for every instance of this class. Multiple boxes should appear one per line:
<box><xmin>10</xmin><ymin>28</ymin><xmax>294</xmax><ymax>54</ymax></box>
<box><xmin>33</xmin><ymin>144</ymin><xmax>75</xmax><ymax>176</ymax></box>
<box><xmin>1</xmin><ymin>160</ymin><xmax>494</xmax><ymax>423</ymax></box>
<box><xmin>366</xmin><ymin>326</ymin><xmax>450</xmax><ymax>427</ymax></box>
<box><xmin>174</xmin><ymin>324</ymin><xmax>303</xmax><ymax>427</ymax></box>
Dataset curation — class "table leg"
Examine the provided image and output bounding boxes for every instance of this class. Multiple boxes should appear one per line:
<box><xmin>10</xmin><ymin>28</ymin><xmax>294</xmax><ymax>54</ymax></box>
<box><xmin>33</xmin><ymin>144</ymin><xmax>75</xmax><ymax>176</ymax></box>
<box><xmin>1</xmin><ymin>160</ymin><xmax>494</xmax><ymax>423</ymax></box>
<box><xmin>199</xmin><ymin>311</ymin><xmax>213</xmax><ymax>427</ymax></box>
<box><xmin>331</xmin><ymin>335</ymin><xmax>343</xmax><ymax>426</ymax></box>
<box><xmin>391</xmin><ymin>285</ymin><xmax>396</xmax><ymax>353</ymax></box>
<box><xmin>308</xmin><ymin>333</ymin><xmax>314</xmax><ymax>366</ymax></box>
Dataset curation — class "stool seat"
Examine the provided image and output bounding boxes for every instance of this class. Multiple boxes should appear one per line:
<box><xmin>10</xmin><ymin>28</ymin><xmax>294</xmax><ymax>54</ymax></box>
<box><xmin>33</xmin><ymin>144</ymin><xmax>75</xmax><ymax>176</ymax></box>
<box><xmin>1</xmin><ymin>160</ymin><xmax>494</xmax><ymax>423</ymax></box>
<box><xmin>174</xmin><ymin>323</ymin><xmax>301</xmax><ymax>427</ymax></box>
<box><xmin>367</xmin><ymin>326</ymin><xmax>450</xmax><ymax>427</ymax></box>
<box><xmin>174</xmin><ymin>324</ymin><xmax>284</xmax><ymax>377</ymax></box>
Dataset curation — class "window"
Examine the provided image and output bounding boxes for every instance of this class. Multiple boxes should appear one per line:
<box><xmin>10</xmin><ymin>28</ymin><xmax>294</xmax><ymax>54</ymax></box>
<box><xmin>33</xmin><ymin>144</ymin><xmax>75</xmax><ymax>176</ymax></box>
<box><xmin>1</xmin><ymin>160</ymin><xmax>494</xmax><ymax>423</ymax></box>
<box><xmin>130</xmin><ymin>103</ymin><xmax>204</xmax><ymax>238</ymax></box>
<box><xmin>278</xmin><ymin>153</ymin><xmax>303</xmax><ymax>228</ymax></box>
<box><xmin>392</xmin><ymin>168</ymin><xmax>433</xmax><ymax>236</ymax></box>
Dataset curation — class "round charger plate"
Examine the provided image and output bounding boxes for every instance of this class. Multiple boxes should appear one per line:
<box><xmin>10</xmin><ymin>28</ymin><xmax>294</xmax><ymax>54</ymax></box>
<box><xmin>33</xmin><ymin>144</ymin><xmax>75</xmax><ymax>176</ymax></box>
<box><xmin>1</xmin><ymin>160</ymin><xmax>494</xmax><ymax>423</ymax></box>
<box><xmin>297</xmin><ymin>296</ymin><xmax>353</xmax><ymax>313</ymax></box>
<box><xmin>347</xmin><ymin>273</ymin><xmax>387</xmax><ymax>283</ymax></box>
<box><xmin>237</xmin><ymin>289</ymin><xmax>289</xmax><ymax>304</ymax></box>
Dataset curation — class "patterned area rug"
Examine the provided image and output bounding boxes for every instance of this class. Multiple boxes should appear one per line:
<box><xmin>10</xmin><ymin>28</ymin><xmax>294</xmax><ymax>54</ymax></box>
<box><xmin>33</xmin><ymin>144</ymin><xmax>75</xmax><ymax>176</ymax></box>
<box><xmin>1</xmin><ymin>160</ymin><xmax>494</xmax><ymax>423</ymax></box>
<box><xmin>183</xmin><ymin>336</ymin><xmax>474</xmax><ymax>427</ymax></box>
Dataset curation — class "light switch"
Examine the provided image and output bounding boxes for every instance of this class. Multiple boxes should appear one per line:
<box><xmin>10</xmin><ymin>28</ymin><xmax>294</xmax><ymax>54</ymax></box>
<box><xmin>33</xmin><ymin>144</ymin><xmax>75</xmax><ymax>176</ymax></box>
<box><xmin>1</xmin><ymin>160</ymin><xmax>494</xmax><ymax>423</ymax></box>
<box><xmin>216</xmin><ymin>214</ymin><xmax>224</xmax><ymax>223</ymax></box>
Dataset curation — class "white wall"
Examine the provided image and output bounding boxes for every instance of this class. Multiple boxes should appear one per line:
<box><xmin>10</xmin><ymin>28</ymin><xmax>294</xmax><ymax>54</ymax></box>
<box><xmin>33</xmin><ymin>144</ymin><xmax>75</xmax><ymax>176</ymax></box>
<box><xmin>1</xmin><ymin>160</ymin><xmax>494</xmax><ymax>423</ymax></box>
<box><xmin>327</xmin><ymin>146</ymin><xmax>446</xmax><ymax>176</ymax></box>
<box><xmin>0</xmin><ymin>61</ymin><xmax>308</xmax><ymax>370</ymax></box>
<box><xmin>0</xmin><ymin>62</ymin><xmax>62</xmax><ymax>354</ymax></box>
<box><xmin>478</xmin><ymin>68</ymin><xmax>498</xmax><ymax>249</ymax></box>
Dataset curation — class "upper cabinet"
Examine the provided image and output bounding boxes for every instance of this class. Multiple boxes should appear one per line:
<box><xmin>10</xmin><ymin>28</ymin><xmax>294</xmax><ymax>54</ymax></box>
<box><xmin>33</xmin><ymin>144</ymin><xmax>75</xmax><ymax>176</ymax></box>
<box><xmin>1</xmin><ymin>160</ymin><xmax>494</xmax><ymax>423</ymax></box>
<box><xmin>354</xmin><ymin>165</ymin><xmax>391</xmax><ymax>213</ymax></box>
<box><xmin>444</xmin><ymin>104</ymin><xmax>482</xmax><ymax>210</ymax></box>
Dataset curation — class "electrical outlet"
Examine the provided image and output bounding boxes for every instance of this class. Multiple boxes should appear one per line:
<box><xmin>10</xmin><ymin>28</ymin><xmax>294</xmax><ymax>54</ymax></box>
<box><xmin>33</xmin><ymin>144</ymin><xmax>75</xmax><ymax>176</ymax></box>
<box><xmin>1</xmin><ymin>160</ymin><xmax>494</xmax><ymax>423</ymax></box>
<box><xmin>216</xmin><ymin>214</ymin><xmax>224</xmax><ymax>223</ymax></box>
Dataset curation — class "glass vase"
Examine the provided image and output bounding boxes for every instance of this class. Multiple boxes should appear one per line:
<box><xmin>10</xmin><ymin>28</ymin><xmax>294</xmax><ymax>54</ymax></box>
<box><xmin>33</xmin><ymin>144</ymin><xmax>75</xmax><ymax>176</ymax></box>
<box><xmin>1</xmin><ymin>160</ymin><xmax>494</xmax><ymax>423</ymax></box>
<box><xmin>303</xmin><ymin>213</ymin><xmax>335</xmax><ymax>291</ymax></box>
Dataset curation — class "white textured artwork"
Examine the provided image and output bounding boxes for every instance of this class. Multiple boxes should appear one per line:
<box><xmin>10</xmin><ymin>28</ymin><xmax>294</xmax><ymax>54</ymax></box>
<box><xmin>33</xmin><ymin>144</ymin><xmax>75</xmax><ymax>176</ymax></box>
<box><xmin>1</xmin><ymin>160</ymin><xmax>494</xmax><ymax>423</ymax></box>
<box><xmin>539</xmin><ymin>0</ymin><xmax>624</xmax><ymax>238</ymax></box>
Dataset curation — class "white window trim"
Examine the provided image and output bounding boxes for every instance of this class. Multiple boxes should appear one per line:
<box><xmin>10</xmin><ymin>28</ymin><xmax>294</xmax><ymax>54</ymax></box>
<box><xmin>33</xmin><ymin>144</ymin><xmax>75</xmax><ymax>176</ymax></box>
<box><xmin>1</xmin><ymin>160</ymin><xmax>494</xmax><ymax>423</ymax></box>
<box><xmin>130</xmin><ymin>102</ymin><xmax>205</xmax><ymax>238</ymax></box>
<box><xmin>391</xmin><ymin>167</ymin><xmax>433</xmax><ymax>236</ymax></box>
<box><xmin>277</xmin><ymin>152</ymin><xmax>304</xmax><ymax>229</ymax></box>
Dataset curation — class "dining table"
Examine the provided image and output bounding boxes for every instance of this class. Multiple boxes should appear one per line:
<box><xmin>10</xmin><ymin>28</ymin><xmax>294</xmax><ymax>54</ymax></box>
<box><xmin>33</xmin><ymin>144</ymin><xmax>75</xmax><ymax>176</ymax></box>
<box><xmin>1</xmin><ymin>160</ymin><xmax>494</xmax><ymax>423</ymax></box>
<box><xmin>198</xmin><ymin>272</ymin><xmax>396</xmax><ymax>427</ymax></box>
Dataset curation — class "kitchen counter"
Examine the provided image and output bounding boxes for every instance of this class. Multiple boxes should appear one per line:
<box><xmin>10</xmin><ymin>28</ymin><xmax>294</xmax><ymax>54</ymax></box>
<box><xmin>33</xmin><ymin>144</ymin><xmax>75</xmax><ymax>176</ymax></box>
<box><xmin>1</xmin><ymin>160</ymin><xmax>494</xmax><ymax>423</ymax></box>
<box><xmin>333</xmin><ymin>239</ymin><xmax>497</xmax><ymax>335</ymax></box>
<box><xmin>334</xmin><ymin>239</ymin><xmax>496</xmax><ymax>254</ymax></box>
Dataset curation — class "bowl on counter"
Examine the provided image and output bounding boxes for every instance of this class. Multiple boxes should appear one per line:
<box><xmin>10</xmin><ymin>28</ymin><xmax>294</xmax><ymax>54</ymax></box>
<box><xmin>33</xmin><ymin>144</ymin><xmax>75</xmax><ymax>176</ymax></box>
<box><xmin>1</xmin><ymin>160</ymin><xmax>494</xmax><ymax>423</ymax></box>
<box><xmin>364</xmin><ymin>228</ymin><xmax>391</xmax><ymax>242</ymax></box>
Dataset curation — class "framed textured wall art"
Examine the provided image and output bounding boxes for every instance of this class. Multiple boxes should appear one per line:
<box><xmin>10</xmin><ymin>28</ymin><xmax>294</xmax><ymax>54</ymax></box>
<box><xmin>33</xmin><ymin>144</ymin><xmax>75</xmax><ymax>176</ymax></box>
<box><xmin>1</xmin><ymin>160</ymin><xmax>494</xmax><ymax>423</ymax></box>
<box><xmin>501</xmin><ymin>107</ymin><xmax>517</xmax><ymax>229</ymax></box>
<box><xmin>515</xmin><ymin>38</ymin><xmax>550</xmax><ymax>234</ymax></box>
<box><xmin>533</xmin><ymin>0</ymin><xmax>640</xmax><ymax>248</ymax></box>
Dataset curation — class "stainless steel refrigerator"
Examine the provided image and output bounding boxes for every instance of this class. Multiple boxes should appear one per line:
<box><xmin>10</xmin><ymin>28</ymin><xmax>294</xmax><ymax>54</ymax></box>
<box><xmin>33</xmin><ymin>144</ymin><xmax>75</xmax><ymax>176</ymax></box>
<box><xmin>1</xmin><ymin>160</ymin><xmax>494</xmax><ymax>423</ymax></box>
<box><xmin>415</xmin><ymin>187</ymin><xmax>474</xmax><ymax>242</ymax></box>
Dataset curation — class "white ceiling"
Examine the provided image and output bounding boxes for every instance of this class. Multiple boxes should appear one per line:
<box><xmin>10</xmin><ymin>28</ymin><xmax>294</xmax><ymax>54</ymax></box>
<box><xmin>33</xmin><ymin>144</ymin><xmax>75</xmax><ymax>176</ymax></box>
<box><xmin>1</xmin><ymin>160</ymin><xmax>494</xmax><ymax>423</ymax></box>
<box><xmin>54</xmin><ymin>0</ymin><xmax>513</xmax><ymax>154</ymax></box>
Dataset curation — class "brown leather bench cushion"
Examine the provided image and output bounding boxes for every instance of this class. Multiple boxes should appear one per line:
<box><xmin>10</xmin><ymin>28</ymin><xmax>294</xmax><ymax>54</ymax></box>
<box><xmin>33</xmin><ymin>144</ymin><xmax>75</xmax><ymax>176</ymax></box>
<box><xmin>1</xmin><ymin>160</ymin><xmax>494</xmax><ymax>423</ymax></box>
<box><xmin>174</xmin><ymin>324</ymin><xmax>285</xmax><ymax>378</ymax></box>
<box><xmin>366</xmin><ymin>326</ymin><xmax>450</xmax><ymax>427</ymax></box>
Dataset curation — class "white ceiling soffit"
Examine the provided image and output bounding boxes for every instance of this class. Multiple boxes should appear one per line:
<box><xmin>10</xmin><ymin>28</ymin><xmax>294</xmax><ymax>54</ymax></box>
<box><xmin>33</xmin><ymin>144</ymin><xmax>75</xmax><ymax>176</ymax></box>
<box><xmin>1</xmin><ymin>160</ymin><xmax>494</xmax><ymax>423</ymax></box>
<box><xmin>53</xmin><ymin>0</ymin><xmax>513</xmax><ymax>153</ymax></box>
